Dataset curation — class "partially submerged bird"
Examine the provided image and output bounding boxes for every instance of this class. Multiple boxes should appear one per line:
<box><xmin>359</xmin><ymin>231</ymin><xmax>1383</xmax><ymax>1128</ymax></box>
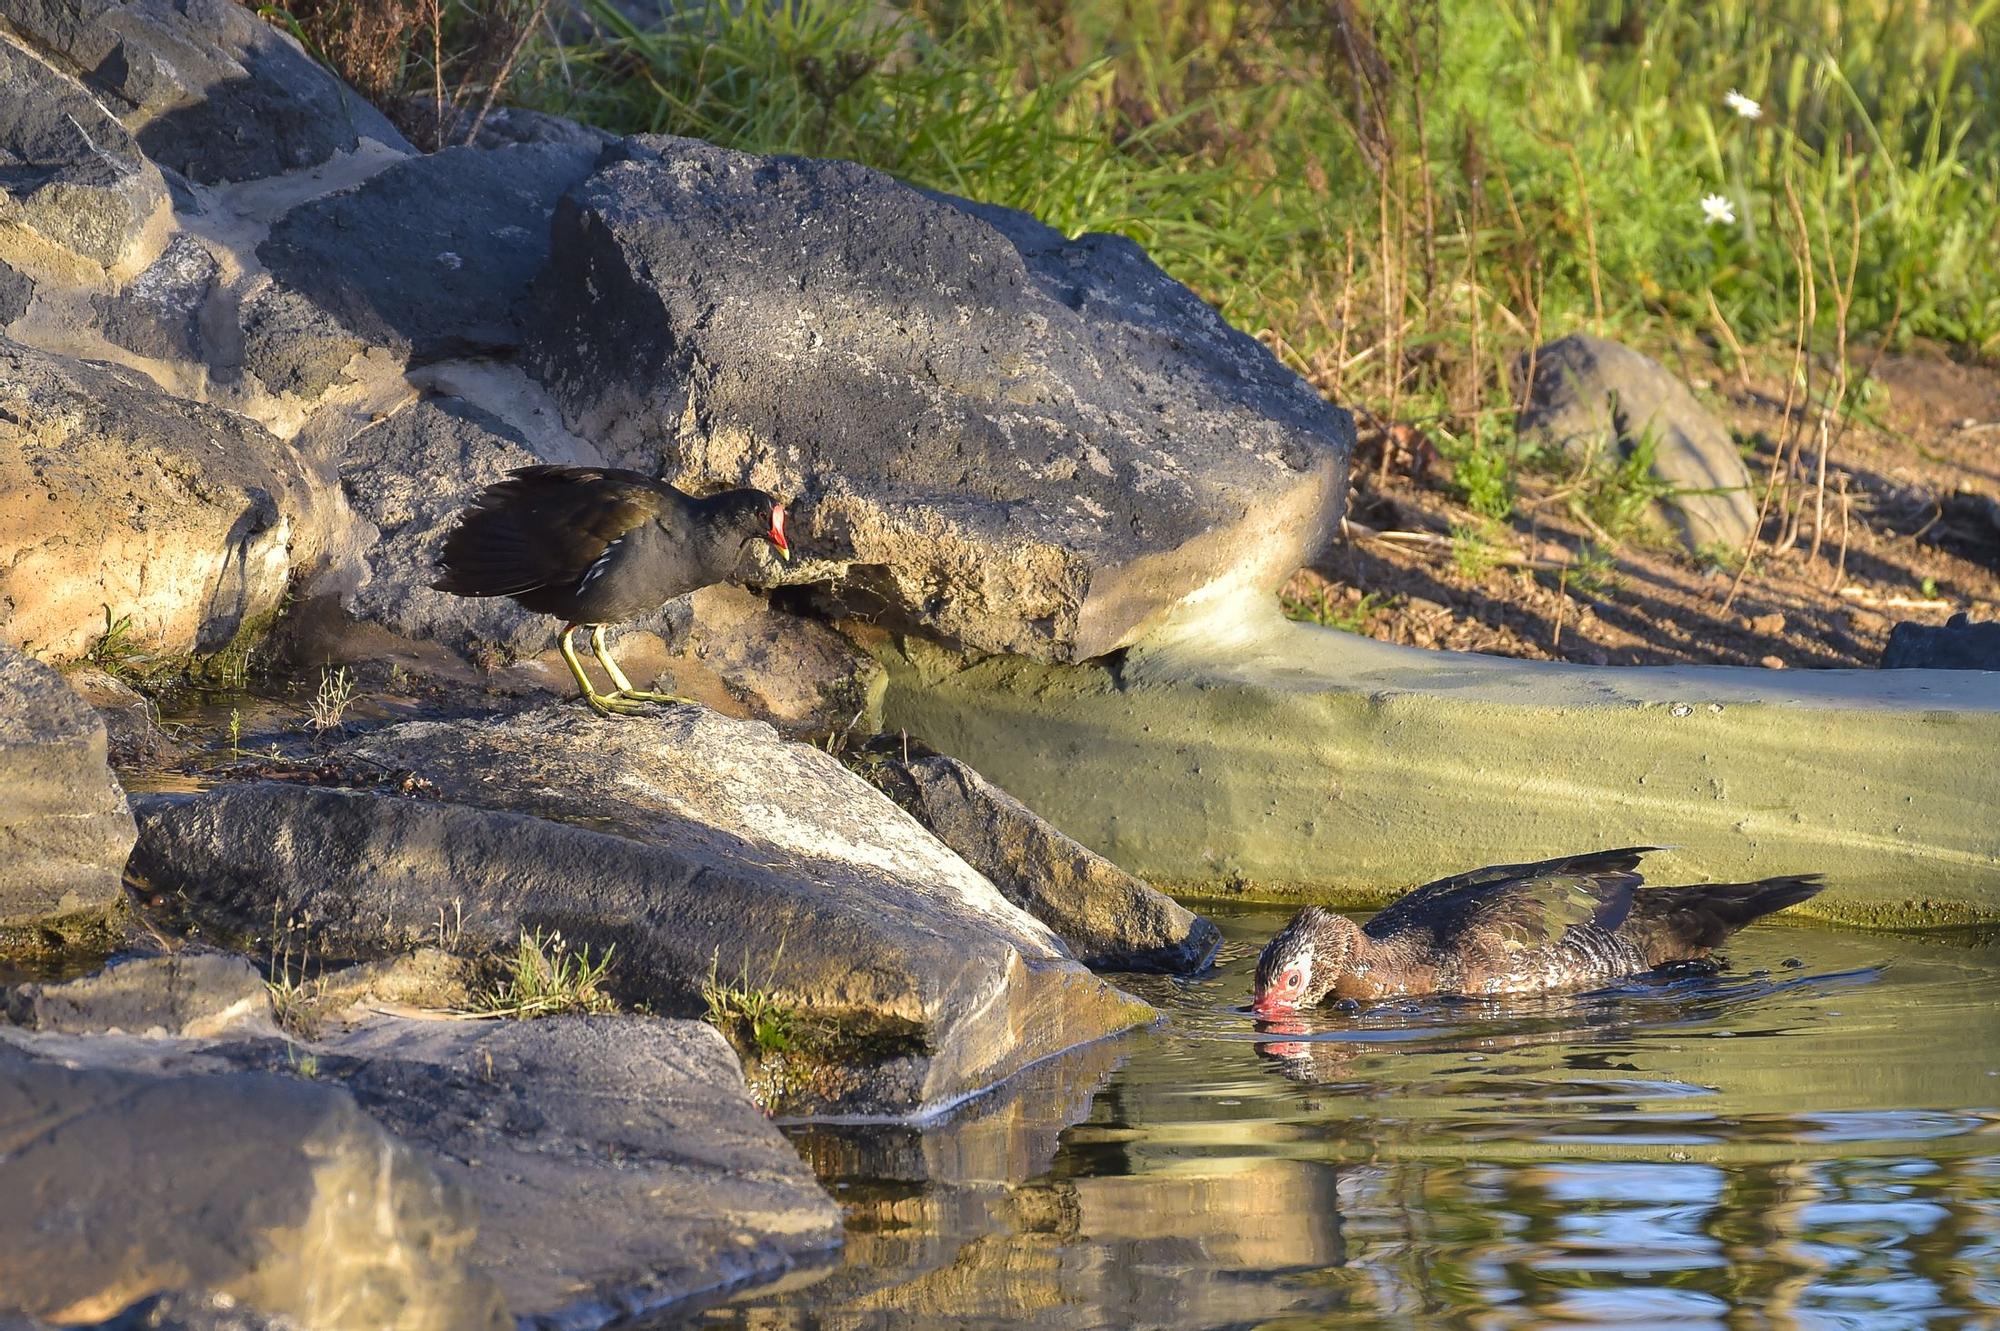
<box><xmin>433</xmin><ymin>465</ymin><xmax>790</xmax><ymax>716</ymax></box>
<box><xmin>1252</xmin><ymin>848</ymin><xmax>1822</xmax><ymax>1014</ymax></box>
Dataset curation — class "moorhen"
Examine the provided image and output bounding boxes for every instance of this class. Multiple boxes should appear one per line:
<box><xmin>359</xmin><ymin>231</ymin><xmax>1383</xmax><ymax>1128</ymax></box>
<box><xmin>433</xmin><ymin>465</ymin><xmax>790</xmax><ymax>716</ymax></box>
<box><xmin>1252</xmin><ymin>847</ymin><xmax>1822</xmax><ymax>1013</ymax></box>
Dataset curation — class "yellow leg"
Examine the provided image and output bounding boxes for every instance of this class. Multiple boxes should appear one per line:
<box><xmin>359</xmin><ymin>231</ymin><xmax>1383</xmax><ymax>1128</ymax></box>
<box><xmin>591</xmin><ymin>625</ymin><xmax>694</xmax><ymax>706</ymax></box>
<box><xmin>559</xmin><ymin>625</ymin><xmax>649</xmax><ymax>717</ymax></box>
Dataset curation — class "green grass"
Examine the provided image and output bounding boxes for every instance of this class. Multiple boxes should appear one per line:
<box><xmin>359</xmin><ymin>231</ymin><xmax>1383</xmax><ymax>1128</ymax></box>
<box><xmin>1282</xmin><ymin>586</ymin><xmax>1386</xmax><ymax>632</ymax></box>
<box><xmin>701</xmin><ymin>952</ymin><xmax>800</xmax><ymax>1056</ymax></box>
<box><xmin>478</xmin><ymin>927</ymin><xmax>617</xmax><ymax>1018</ymax></box>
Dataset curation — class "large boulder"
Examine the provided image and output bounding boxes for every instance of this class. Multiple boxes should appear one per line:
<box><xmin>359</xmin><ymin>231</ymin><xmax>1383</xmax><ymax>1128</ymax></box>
<box><xmin>257</xmin><ymin>143</ymin><xmax>599</xmax><ymax>363</ymax></box>
<box><xmin>1882</xmin><ymin>612</ymin><xmax>2000</xmax><ymax>671</ymax></box>
<box><xmin>290</xmin><ymin>1015</ymin><xmax>842</xmax><ymax>1323</ymax></box>
<box><xmin>0</xmin><ymin>0</ymin><xmax>411</xmax><ymax>186</ymax></box>
<box><xmin>1517</xmin><ymin>334</ymin><xmax>1758</xmax><ymax>553</ymax></box>
<box><xmin>0</xmin><ymin>339</ymin><xmax>324</xmax><ymax>661</ymax></box>
<box><xmin>2</xmin><ymin>953</ymin><xmax>273</xmax><ymax>1037</ymax></box>
<box><xmin>872</xmin><ymin>750</ymin><xmax>1219</xmax><ymax>972</ymax></box>
<box><xmin>0</xmin><ymin>646</ymin><xmax>134</xmax><ymax>924</ymax></box>
<box><xmin>0</xmin><ymin>1040</ymin><xmax>505</xmax><ymax>1329</ymax></box>
<box><xmin>526</xmin><ymin>137</ymin><xmax>1352</xmax><ymax>663</ymax></box>
<box><xmin>128</xmin><ymin>705</ymin><xmax>1154</xmax><ymax>1116</ymax></box>
<box><xmin>0</xmin><ymin>38</ymin><xmax>170</xmax><ymax>270</ymax></box>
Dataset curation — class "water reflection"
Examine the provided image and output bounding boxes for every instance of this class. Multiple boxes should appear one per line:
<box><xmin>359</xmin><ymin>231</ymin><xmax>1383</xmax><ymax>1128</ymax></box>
<box><xmin>681</xmin><ymin>910</ymin><xmax>2000</xmax><ymax>1331</ymax></box>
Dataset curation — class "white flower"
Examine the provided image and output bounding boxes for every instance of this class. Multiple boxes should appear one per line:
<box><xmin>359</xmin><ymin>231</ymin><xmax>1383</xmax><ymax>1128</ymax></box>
<box><xmin>1701</xmin><ymin>193</ymin><xmax>1737</xmax><ymax>226</ymax></box>
<box><xmin>1725</xmin><ymin>89</ymin><xmax>1762</xmax><ymax>120</ymax></box>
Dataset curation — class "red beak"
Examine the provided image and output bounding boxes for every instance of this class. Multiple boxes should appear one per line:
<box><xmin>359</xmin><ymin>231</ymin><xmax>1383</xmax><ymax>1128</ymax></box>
<box><xmin>768</xmin><ymin>504</ymin><xmax>791</xmax><ymax>561</ymax></box>
<box><xmin>1252</xmin><ymin>992</ymin><xmax>1298</xmax><ymax>1017</ymax></box>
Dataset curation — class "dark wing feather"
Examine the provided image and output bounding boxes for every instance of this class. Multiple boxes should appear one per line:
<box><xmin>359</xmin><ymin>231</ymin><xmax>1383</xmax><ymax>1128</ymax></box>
<box><xmin>1365</xmin><ymin>847</ymin><xmax>1660</xmax><ymax>949</ymax></box>
<box><xmin>433</xmin><ymin>466</ymin><xmax>672</xmax><ymax>598</ymax></box>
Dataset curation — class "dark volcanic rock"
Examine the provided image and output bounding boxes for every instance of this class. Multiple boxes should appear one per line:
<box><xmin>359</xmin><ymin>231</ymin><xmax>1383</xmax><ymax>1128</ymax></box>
<box><xmin>1882</xmin><ymin>612</ymin><xmax>2000</xmax><ymax>670</ymax></box>
<box><xmin>295</xmin><ymin>1015</ymin><xmax>842</xmax><ymax>1323</ymax></box>
<box><xmin>2</xmin><ymin>953</ymin><xmax>272</xmax><ymax>1037</ymax></box>
<box><xmin>0</xmin><ymin>39</ymin><xmax>168</xmax><ymax>269</ymax></box>
<box><xmin>92</xmin><ymin>234</ymin><xmax>220</xmax><ymax>362</ymax></box>
<box><xmin>336</xmin><ymin>394</ymin><xmax>572</xmax><ymax>661</ymax></box>
<box><xmin>0</xmin><ymin>646</ymin><xmax>134</xmax><ymax>924</ymax></box>
<box><xmin>129</xmin><ymin>705</ymin><xmax>1153</xmax><ymax>1117</ymax></box>
<box><xmin>259</xmin><ymin>143</ymin><xmax>598</xmax><ymax>361</ymax></box>
<box><xmin>0</xmin><ymin>338</ymin><xmax>325</xmax><ymax>661</ymax></box>
<box><xmin>526</xmin><ymin>136</ymin><xmax>1351</xmax><ymax>663</ymax></box>
<box><xmin>0</xmin><ymin>0</ymin><xmax>411</xmax><ymax>184</ymax></box>
<box><xmin>1517</xmin><ymin>334</ymin><xmax>1758</xmax><ymax>553</ymax></box>
<box><xmin>875</xmin><ymin>751</ymin><xmax>1220</xmax><ymax>972</ymax></box>
<box><xmin>0</xmin><ymin>1039</ymin><xmax>504</xmax><ymax>1328</ymax></box>
<box><xmin>0</xmin><ymin>259</ymin><xmax>33</xmax><ymax>327</ymax></box>
<box><xmin>237</xmin><ymin>282</ymin><xmax>368</xmax><ymax>400</ymax></box>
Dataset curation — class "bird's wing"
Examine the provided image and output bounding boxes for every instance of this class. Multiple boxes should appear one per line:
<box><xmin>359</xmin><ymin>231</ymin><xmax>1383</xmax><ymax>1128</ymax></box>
<box><xmin>1365</xmin><ymin>847</ymin><xmax>1657</xmax><ymax>949</ymax></box>
<box><xmin>435</xmin><ymin>466</ymin><xmax>675</xmax><ymax>597</ymax></box>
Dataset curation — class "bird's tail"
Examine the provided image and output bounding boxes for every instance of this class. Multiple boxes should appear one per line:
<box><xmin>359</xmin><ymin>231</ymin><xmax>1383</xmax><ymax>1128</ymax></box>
<box><xmin>1626</xmin><ymin>874</ymin><xmax>1825</xmax><ymax>965</ymax></box>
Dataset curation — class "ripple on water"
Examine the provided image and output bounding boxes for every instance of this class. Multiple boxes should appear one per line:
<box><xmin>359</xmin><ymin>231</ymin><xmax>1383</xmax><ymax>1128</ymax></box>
<box><xmin>683</xmin><ymin>906</ymin><xmax>2000</xmax><ymax>1331</ymax></box>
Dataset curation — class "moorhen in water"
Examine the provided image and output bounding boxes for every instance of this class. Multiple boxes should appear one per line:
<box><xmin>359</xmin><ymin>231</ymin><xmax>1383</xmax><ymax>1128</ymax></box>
<box><xmin>1252</xmin><ymin>847</ymin><xmax>1822</xmax><ymax>1013</ymax></box>
<box><xmin>433</xmin><ymin>465</ymin><xmax>790</xmax><ymax>716</ymax></box>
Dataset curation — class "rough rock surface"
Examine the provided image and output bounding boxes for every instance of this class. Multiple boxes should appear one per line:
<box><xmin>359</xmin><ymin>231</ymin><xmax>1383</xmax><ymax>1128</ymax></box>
<box><xmin>0</xmin><ymin>0</ymin><xmax>411</xmax><ymax>185</ymax></box>
<box><xmin>64</xmin><ymin>667</ymin><xmax>189</xmax><ymax>769</ymax></box>
<box><xmin>0</xmin><ymin>339</ymin><xmax>323</xmax><ymax>661</ymax></box>
<box><xmin>0</xmin><ymin>258</ymin><xmax>32</xmax><ymax>326</ymax></box>
<box><xmin>335</xmin><ymin>394</ymin><xmax>573</xmax><ymax>661</ymax></box>
<box><xmin>1517</xmin><ymin>334</ymin><xmax>1758</xmax><ymax>552</ymax></box>
<box><xmin>93</xmin><ymin>234</ymin><xmax>221</xmax><ymax>363</ymax></box>
<box><xmin>0</xmin><ymin>646</ymin><xmax>134</xmax><ymax>923</ymax></box>
<box><xmin>2</xmin><ymin>953</ymin><xmax>273</xmax><ymax>1037</ymax></box>
<box><xmin>129</xmin><ymin>705</ymin><xmax>1154</xmax><ymax>1116</ymax></box>
<box><xmin>0</xmin><ymin>39</ymin><xmax>169</xmax><ymax>269</ymax></box>
<box><xmin>289</xmin><ymin>1015</ymin><xmax>842</xmax><ymax>1324</ymax></box>
<box><xmin>653</xmin><ymin>586</ymin><xmax>886</xmax><ymax>733</ymax></box>
<box><xmin>526</xmin><ymin>136</ymin><xmax>1352</xmax><ymax>663</ymax></box>
<box><xmin>0</xmin><ymin>1039</ymin><xmax>505</xmax><ymax>1329</ymax></box>
<box><xmin>1882</xmin><ymin>612</ymin><xmax>2000</xmax><ymax>670</ymax></box>
<box><xmin>874</xmin><ymin>751</ymin><xmax>1219</xmax><ymax>972</ymax></box>
<box><xmin>258</xmin><ymin>144</ymin><xmax>598</xmax><ymax>361</ymax></box>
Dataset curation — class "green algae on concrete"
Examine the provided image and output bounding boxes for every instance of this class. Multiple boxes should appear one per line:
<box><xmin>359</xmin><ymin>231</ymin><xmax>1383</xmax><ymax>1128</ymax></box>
<box><xmin>875</xmin><ymin>600</ymin><xmax>2000</xmax><ymax>929</ymax></box>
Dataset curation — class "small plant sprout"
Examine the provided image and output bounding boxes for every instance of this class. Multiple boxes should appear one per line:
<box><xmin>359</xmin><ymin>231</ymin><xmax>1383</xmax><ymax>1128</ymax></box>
<box><xmin>1701</xmin><ymin>193</ymin><xmax>1737</xmax><ymax>226</ymax></box>
<box><xmin>306</xmin><ymin>666</ymin><xmax>357</xmax><ymax>734</ymax></box>
<box><xmin>1724</xmin><ymin>89</ymin><xmax>1762</xmax><ymax>120</ymax></box>
<box><xmin>480</xmin><ymin>928</ymin><xmax>616</xmax><ymax>1018</ymax></box>
<box><xmin>227</xmin><ymin>706</ymin><xmax>243</xmax><ymax>757</ymax></box>
<box><xmin>702</xmin><ymin>951</ymin><xmax>798</xmax><ymax>1056</ymax></box>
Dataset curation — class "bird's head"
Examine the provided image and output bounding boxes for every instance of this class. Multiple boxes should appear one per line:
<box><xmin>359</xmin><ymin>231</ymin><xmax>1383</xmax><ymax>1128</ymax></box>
<box><xmin>709</xmin><ymin>488</ymin><xmax>792</xmax><ymax>562</ymax></box>
<box><xmin>1253</xmin><ymin>906</ymin><xmax>1358</xmax><ymax>1015</ymax></box>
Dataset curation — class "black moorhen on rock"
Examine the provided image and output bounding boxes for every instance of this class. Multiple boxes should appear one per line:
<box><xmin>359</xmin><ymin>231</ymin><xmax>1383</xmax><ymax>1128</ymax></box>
<box><xmin>433</xmin><ymin>465</ymin><xmax>790</xmax><ymax>716</ymax></box>
<box><xmin>1252</xmin><ymin>847</ymin><xmax>1822</xmax><ymax>1013</ymax></box>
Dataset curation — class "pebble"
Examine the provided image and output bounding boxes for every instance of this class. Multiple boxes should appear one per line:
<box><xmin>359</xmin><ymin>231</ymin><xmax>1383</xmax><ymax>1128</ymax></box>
<box><xmin>1748</xmin><ymin>612</ymin><xmax>1786</xmax><ymax>635</ymax></box>
<box><xmin>1760</xmin><ymin>654</ymin><xmax>1787</xmax><ymax>669</ymax></box>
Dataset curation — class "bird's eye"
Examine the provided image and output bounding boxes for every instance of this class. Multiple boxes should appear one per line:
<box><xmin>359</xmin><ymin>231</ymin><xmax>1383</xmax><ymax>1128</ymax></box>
<box><xmin>1284</xmin><ymin>970</ymin><xmax>1302</xmax><ymax>990</ymax></box>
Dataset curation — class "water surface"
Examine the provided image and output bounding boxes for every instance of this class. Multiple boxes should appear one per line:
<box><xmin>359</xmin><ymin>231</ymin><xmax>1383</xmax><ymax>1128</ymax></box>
<box><xmin>686</xmin><ymin>907</ymin><xmax>2000</xmax><ymax>1330</ymax></box>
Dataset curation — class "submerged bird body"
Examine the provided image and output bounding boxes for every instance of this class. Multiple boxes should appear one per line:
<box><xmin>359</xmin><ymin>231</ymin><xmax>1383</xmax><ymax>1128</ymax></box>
<box><xmin>1253</xmin><ymin>848</ymin><xmax>1822</xmax><ymax>1014</ymax></box>
<box><xmin>434</xmin><ymin>466</ymin><xmax>790</xmax><ymax>715</ymax></box>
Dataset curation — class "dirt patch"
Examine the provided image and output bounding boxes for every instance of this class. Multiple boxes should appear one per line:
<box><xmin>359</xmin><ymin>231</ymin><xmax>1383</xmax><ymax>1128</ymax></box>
<box><xmin>1289</xmin><ymin>345</ymin><xmax>2000</xmax><ymax>668</ymax></box>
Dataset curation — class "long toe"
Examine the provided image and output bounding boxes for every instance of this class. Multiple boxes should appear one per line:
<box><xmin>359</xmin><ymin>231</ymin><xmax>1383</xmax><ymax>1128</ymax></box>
<box><xmin>615</xmin><ymin>689</ymin><xmax>698</xmax><ymax>706</ymax></box>
<box><xmin>579</xmin><ymin>691</ymin><xmax>654</xmax><ymax>718</ymax></box>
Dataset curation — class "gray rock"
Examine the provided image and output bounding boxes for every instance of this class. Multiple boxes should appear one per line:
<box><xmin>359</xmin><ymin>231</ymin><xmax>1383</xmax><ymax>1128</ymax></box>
<box><xmin>93</xmin><ymin>234</ymin><xmax>220</xmax><ymax>362</ymax></box>
<box><xmin>0</xmin><ymin>0</ymin><xmax>412</xmax><ymax>185</ymax></box>
<box><xmin>295</xmin><ymin>1015</ymin><xmax>842</xmax><ymax>1324</ymax></box>
<box><xmin>1517</xmin><ymin>334</ymin><xmax>1758</xmax><ymax>552</ymax></box>
<box><xmin>0</xmin><ymin>339</ymin><xmax>324</xmax><ymax>661</ymax></box>
<box><xmin>0</xmin><ymin>1040</ymin><xmax>506</xmax><ymax>1329</ymax></box>
<box><xmin>525</xmin><ymin>137</ymin><xmax>1351</xmax><ymax>663</ymax></box>
<box><xmin>2</xmin><ymin>953</ymin><xmax>274</xmax><ymax>1037</ymax></box>
<box><xmin>237</xmin><ymin>283</ymin><xmax>368</xmax><ymax>401</ymax></box>
<box><xmin>258</xmin><ymin>144</ymin><xmax>598</xmax><ymax>361</ymax></box>
<box><xmin>129</xmin><ymin>705</ymin><xmax>1154</xmax><ymax>1116</ymax></box>
<box><xmin>0</xmin><ymin>258</ymin><xmax>32</xmax><ymax>326</ymax></box>
<box><xmin>654</xmin><ymin>585</ymin><xmax>885</xmax><ymax>733</ymax></box>
<box><xmin>0</xmin><ymin>646</ymin><xmax>134</xmax><ymax>923</ymax></box>
<box><xmin>875</xmin><ymin>751</ymin><xmax>1219</xmax><ymax>972</ymax></box>
<box><xmin>60</xmin><ymin>1290</ymin><xmax>298</xmax><ymax>1330</ymax></box>
<box><xmin>1882</xmin><ymin>612</ymin><xmax>2000</xmax><ymax>670</ymax></box>
<box><xmin>336</xmin><ymin>395</ymin><xmax>566</xmax><ymax>661</ymax></box>
<box><xmin>0</xmin><ymin>39</ymin><xmax>169</xmax><ymax>269</ymax></box>
<box><xmin>63</xmin><ymin>666</ymin><xmax>190</xmax><ymax>769</ymax></box>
